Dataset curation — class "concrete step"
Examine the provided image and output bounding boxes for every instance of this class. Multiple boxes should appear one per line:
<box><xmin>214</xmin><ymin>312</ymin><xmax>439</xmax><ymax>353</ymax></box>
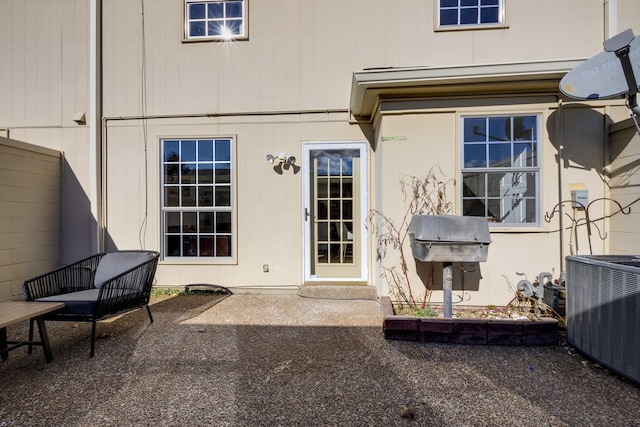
<box><xmin>298</xmin><ymin>284</ymin><xmax>379</xmax><ymax>300</ymax></box>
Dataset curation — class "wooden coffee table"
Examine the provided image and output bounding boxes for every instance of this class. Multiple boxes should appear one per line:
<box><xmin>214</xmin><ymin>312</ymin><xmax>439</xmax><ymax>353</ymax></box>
<box><xmin>0</xmin><ymin>301</ymin><xmax>64</xmax><ymax>363</ymax></box>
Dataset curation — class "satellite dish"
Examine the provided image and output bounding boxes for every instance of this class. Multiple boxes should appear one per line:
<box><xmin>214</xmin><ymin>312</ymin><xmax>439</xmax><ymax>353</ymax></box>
<box><xmin>561</xmin><ymin>29</ymin><xmax>640</xmax><ymax>135</ymax></box>
<box><xmin>560</xmin><ymin>31</ymin><xmax>640</xmax><ymax>100</ymax></box>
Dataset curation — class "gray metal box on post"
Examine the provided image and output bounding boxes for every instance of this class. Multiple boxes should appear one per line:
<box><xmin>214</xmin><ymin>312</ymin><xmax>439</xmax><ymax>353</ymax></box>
<box><xmin>407</xmin><ymin>215</ymin><xmax>491</xmax><ymax>317</ymax></box>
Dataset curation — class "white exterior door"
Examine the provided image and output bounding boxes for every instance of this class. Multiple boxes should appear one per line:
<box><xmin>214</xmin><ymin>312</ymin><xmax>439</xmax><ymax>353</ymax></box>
<box><xmin>302</xmin><ymin>142</ymin><xmax>368</xmax><ymax>282</ymax></box>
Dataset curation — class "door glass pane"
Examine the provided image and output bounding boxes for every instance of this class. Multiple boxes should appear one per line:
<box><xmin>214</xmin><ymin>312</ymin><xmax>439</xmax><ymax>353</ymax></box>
<box><xmin>329</xmin><ymin>156</ymin><xmax>341</xmax><ymax>175</ymax></box>
<box><xmin>342</xmin><ymin>200</ymin><xmax>352</xmax><ymax>220</ymax></box>
<box><xmin>317</xmin><ymin>200</ymin><xmax>328</xmax><ymax>220</ymax></box>
<box><xmin>329</xmin><ymin>201</ymin><xmax>340</xmax><ymax>219</ymax></box>
<box><xmin>342</xmin><ymin>157</ymin><xmax>353</xmax><ymax>176</ymax></box>
<box><xmin>329</xmin><ymin>244</ymin><xmax>341</xmax><ymax>262</ymax></box>
<box><xmin>311</xmin><ymin>148</ymin><xmax>359</xmax><ymax>267</ymax></box>
<box><xmin>317</xmin><ymin>178</ymin><xmax>328</xmax><ymax>198</ymax></box>
<box><xmin>330</xmin><ymin>178</ymin><xmax>340</xmax><ymax>197</ymax></box>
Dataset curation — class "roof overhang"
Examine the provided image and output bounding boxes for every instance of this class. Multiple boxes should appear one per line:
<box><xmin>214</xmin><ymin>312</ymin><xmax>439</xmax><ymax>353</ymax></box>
<box><xmin>349</xmin><ymin>59</ymin><xmax>585</xmax><ymax>121</ymax></box>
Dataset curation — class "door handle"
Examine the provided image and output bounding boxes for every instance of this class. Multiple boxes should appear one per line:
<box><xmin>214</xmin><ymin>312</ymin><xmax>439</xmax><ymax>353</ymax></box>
<box><xmin>304</xmin><ymin>208</ymin><xmax>311</xmax><ymax>221</ymax></box>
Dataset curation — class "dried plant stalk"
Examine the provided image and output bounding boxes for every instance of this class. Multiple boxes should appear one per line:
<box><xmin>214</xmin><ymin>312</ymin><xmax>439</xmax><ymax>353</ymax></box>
<box><xmin>369</xmin><ymin>166</ymin><xmax>455</xmax><ymax>308</ymax></box>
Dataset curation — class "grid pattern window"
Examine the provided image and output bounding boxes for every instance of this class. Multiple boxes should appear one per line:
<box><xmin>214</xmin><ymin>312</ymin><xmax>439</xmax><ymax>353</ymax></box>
<box><xmin>162</xmin><ymin>138</ymin><xmax>233</xmax><ymax>258</ymax></box>
<box><xmin>461</xmin><ymin>115</ymin><xmax>540</xmax><ymax>226</ymax></box>
<box><xmin>185</xmin><ymin>1</ymin><xmax>245</xmax><ymax>40</ymax></box>
<box><xmin>439</xmin><ymin>0</ymin><xmax>502</xmax><ymax>27</ymax></box>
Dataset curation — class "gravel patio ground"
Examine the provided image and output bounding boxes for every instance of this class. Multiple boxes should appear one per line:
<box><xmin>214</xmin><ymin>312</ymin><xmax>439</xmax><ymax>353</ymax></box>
<box><xmin>1</xmin><ymin>293</ymin><xmax>639</xmax><ymax>426</ymax></box>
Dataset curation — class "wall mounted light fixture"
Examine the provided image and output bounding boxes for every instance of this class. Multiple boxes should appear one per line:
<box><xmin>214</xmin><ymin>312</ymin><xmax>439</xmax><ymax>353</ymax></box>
<box><xmin>265</xmin><ymin>153</ymin><xmax>296</xmax><ymax>166</ymax></box>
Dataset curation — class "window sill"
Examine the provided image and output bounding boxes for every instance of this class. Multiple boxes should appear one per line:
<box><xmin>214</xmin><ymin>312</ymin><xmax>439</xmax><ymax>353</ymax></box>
<box><xmin>488</xmin><ymin>224</ymin><xmax>546</xmax><ymax>233</ymax></box>
<box><xmin>435</xmin><ymin>24</ymin><xmax>509</xmax><ymax>32</ymax></box>
<box><xmin>160</xmin><ymin>258</ymin><xmax>238</xmax><ymax>266</ymax></box>
<box><xmin>181</xmin><ymin>35</ymin><xmax>249</xmax><ymax>43</ymax></box>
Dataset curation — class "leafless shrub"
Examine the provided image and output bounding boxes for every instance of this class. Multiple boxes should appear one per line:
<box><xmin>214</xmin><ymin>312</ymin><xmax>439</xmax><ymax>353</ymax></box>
<box><xmin>369</xmin><ymin>166</ymin><xmax>455</xmax><ymax>308</ymax></box>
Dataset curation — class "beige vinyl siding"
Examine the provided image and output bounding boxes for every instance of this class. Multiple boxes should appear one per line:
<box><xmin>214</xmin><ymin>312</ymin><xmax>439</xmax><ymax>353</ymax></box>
<box><xmin>372</xmin><ymin>99</ymin><xmax>611</xmax><ymax>305</ymax></box>
<box><xmin>555</xmin><ymin>105</ymin><xmax>609</xmax><ymax>257</ymax></box>
<box><xmin>608</xmin><ymin>118</ymin><xmax>640</xmax><ymax>255</ymax></box>
<box><xmin>101</xmin><ymin>0</ymin><xmax>605</xmax><ymax>118</ymax></box>
<box><xmin>0</xmin><ymin>0</ymin><xmax>93</xmax><ymax>264</ymax></box>
<box><xmin>0</xmin><ymin>138</ymin><xmax>61</xmax><ymax>300</ymax></box>
<box><xmin>103</xmin><ymin>115</ymin><xmax>363</xmax><ymax>288</ymax></box>
<box><xmin>0</xmin><ymin>0</ymin><xmax>89</xmax><ymax>128</ymax></box>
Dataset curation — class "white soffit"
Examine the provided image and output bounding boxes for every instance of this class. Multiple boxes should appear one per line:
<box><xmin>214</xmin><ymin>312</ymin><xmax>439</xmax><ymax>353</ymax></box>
<box><xmin>349</xmin><ymin>59</ymin><xmax>585</xmax><ymax>120</ymax></box>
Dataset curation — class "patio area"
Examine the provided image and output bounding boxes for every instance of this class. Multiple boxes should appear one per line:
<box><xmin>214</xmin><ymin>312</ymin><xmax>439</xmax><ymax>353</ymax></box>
<box><xmin>1</xmin><ymin>293</ymin><xmax>639</xmax><ymax>426</ymax></box>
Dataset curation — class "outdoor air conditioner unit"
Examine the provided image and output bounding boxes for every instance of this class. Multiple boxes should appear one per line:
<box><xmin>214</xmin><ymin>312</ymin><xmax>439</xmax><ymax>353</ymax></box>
<box><xmin>566</xmin><ymin>255</ymin><xmax>640</xmax><ymax>385</ymax></box>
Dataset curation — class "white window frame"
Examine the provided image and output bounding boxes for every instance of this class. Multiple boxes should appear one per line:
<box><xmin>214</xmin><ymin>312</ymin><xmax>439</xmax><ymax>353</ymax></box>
<box><xmin>184</xmin><ymin>0</ymin><xmax>248</xmax><ymax>41</ymax></box>
<box><xmin>460</xmin><ymin>114</ymin><xmax>541</xmax><ymax>228</ymax></box>
<box><xmin>161</xmin><ymin>137</ymin><xmax>236</xmax><ymax>261</ymax></box>
<box><xmin>436</xmin><ymin>0</ymin><xmax>505</xmax><ymax>30</ymax></box>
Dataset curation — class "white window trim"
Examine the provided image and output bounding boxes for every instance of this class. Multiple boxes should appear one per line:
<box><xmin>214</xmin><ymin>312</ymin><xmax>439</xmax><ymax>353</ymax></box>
<box><xmin>435</xmin><ymin>0</ymin><xmax>507</xmax><ymax>31</ymax></box>
<box><xmin>160</xmin><ymin>136</ymin><xmax>237</xmax><ymax>264</ymax></box>
<box><xmin>460</xmin><ymin>114</ymin><xmax>542</xmax><ymax>228</ymax></box>
<box><xmin>183</xmin><ymin>0</ymin><xmax>249</xmax><ymax>42</ymax></box>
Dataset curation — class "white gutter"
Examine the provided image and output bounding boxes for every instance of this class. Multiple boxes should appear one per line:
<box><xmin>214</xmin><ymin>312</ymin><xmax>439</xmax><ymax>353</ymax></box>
<box><xmin>90</xmin><ymin>0</ymin><xmax>103</xmax><ymax>252</ymax></box>
<box><xmin>604</xmin><ymin>0</ymin><xmax>618</xmax><ymax>39</ymax></box>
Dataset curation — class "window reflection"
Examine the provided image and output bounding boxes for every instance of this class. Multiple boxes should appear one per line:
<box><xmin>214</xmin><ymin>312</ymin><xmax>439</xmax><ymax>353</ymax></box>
<box><xmin>186</xmin><ymin>1</ymin><xmax>246</xmax><ymax>39</ymax></box>
<box><xmin>462</xmin><ymin>115</ymin><xmax>539</xmax><ymax>225</ymax></box>
<box><xmin>162</xmin><ymin>137</ymin><xmax>233</xmax><ymax>258</ymax></box>
<box><xmin>440</xmin><ymin>0</ymin><xmax>502</xmax><ymax>26</ymax></box>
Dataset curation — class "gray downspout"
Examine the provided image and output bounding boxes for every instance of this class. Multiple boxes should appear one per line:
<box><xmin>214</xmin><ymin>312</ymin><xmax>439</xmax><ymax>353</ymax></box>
<box><xmin>556</xmin><ymin>98</ymin><xmax>565</xmax><ymax>271</ymax></box>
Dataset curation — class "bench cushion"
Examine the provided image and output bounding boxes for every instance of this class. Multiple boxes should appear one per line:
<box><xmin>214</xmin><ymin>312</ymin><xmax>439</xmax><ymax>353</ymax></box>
<box><xmin>36</xmin><ymin>289</ymin><xmax>100</xmax><ymax>315</ymax></box>
<box><xmin>94</xmin><ymin>252</ymin><xmax>155</xmax><ymax>289</ymax></box>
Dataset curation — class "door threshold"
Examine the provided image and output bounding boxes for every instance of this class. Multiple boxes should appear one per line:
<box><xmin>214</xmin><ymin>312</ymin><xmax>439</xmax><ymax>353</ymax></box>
<box><xmin>299</xmin><ymin>283</ymin><xmax>378</xmax><ymax>300</ymax></box>
<box><xmin>302</xmin><ymin>280</ymin><xmax>369</xmax><ymax>286</ymax></box>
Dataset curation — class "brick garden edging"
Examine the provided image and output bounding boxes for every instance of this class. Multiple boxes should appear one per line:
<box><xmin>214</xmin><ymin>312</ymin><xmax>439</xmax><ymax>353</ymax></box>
<box><xmin>381</xmin><ymin>296</ymin><xmax>558</xmax><ymax>345</ymax></box>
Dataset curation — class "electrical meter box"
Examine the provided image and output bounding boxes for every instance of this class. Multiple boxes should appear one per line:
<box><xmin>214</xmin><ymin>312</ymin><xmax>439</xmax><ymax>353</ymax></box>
<box><xmin>571</xmin><ymin>189</ymin><xmax>588</xmax><ymax>208</ymax></box>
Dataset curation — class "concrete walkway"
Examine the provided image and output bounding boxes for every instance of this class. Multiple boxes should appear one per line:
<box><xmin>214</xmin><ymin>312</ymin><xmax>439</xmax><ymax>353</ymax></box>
<box><xmin>1</xmin><ymin>293</ymin><xmax>640</xmax><ymax>426</ymax></box>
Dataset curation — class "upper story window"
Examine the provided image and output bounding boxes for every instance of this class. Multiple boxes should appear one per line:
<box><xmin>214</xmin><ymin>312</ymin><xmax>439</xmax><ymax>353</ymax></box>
<box><xmin>162</xmin><ymin>138</ymin><xmax>234</xmax><ymax>259</ymax></box>
<box><xmin>185</xmin><ymin>1</ymin><xmax>246</xmax><ymax>41</ymax></box>
<box><xmin>438</xmin><ymin>0</ymin><xmax>503</xmax><ymax>28</ymax></box>
<box><xmin>461</xmin><ymin>115</ymin><xmax>540</xmax><ymax>226</ymax></box>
